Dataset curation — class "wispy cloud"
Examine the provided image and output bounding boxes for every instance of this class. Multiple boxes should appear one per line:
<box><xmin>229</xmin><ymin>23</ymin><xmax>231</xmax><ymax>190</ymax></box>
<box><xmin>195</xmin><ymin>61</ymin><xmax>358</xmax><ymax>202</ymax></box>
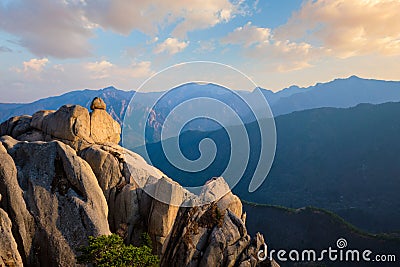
<box><xmin>0</xmin><ymin>0</ymin><xmax>93</xmax><ymax>58</ymax></box>
<box><xmin>84</xmin><ymin>0</ymin><xmax>245</xmax><ymax>38</ymax></box>
<box><xmin>194</xmin><ymin>40</ymin><xmax>216</xmax><ymax>53</ymax></box>
<box><xmin>0</xmin><ymin>45</ymin><xmax>12</xmax><ymax>53</ymax></box>
<box><xmin>82</xmin><ymin>0</ymin><xmax>241</xmax><ymax>37</ymax></box>
<box><xmin>221</xmin><ymin>21</ymin><xmax>270</xmax><ymax>47</ymax></box>
<box><xmin>11</xmin><ymin>58</ymin><xmax>49</xmax><ymax>73</ymax></box>
<box><xmin>221</xmin><ymin>22</ymin><xmax>319</xmax><ymax>72</ymax></box>
<box><xmin>85</xmin><ymin>60</ymin><xmax>114</xmax><ymax>79</ymax></box>
<box><xmin>2</xmin><ymin>58</ymin><xmax>155</xmax><ymax>102</ymax></box>
<box><xmin>85</xmin><ymin>60</ymin><xmax>154</xmax><ymax>80</ymax></box>
<box><xmin>129</xmin><ymin>61</ymin><xmax>153</xmax><ymax>78</ymax></box>
<box><xmin>0</xmin><ymin>0</ymin><xmax>246</xmax><ymax>59</ymax></box>
<box><xmin>154</xmin><ymin>38</ymin><xmax>189</xmax><ymax>55</ymax></box>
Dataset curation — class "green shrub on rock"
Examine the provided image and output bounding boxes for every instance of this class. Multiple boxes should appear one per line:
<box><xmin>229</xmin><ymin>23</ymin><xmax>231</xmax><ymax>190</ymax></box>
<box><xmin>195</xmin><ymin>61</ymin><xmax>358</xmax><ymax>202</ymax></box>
<box><xmin>77</xmin><ymin>234</ymin><xmax>159</xmax><ymax>267</ymax></box>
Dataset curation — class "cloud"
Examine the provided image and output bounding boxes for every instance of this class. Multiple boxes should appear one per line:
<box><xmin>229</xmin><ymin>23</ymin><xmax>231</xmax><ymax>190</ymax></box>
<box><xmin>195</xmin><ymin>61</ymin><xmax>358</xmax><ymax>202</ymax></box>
<box><xmin>221</xmin><ymin>22</ymin><xmax>319</xmax><ymax>72</ymax></box>
<box><xmin>221</xmin><ymin>1</ymin><xmax>400</xmax><ymax>72</ymax></box>
<box><xmin>23</xmin><ymin>58</ymin><xmax>49</xmax><ymax>72</ymax></box>
<box><xmin>0</xmin><ymin>0</ymin><xmax>93</xmax><ymax>58</ymax></box>
<box><xmin>2</xmin><ymin>59</ymin><xmax>155</xmax><ymax>102</ymax></box>
<box><xmin>85</xmin><ymin>60</ymin><xmax>114</xmax><ymax>79</ymax></box>
<box><xmin>221</xmin><ymin>21</ymin><xmax>271</xmax><ymax>47</ymax></box>
<box><xmin>83</xmin><ymin>0</ymin><xmax>242</xmax><ymax>38</ymax></box>
<box><xmin>276</xmin><ymin>0</ymin><xmax>400</xmax><ymax>58</ymax></box>
<box><xmin>129</xmin><ymin>61</ymin><xmax>153</xmax><ymax>78</ymax></box>
<box><xmin>11</xmin><ymin>58</ymin><xmax>49</xmax><ymax>73</ymax></box>
<box><xmin>10</xmin><ymin>58</ymin><xmax>50</xmax><ymax>80</ymax></box>
<box><xmin>194</xmin><ymin>40</ymin><xmax>216</xmax><ymax>53</ymax></box>
<box><xmin>154</xmin><ymin>38</ymin><xmax>189</xmax><ymax>55</ymax></box>
<box><xmin>0</xmin><ymin>46</ymin><xmax>12</xmax><ymax>53</ymax></box>
<box><xmin>248</xmin><ymin>39</ymin><xmax>319</xmax><ymax>72</ymax></box>
<box><xmin>265</xmin><ymin>41</ymin><xmax>315</xmax><ymax>72</ymax></box>
<box><xmin>85</xmin><ymin>59</ymin><xmax>153</xmax><ymax>80</ymax></box>
<box><xmin>0</xmin><ymin>0</ymin><xmax>245</xmax><ymax>59</ymax></box>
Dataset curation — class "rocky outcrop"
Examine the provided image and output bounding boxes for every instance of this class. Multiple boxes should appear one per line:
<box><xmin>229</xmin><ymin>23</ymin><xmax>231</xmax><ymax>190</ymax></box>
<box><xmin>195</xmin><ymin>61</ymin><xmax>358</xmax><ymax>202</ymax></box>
<box><xmin>79</xmin><ymin>144</ymin><xmax>124</xmax><ymax>192</ymax></box>
<box><xmin>160</xmin><ymin>178</ymin><xmax>270</xmax><ymax>267</ymax></box>
<box><xmin>39</xmin><ymin>105</ymin><xmax>92</xmax><ymax>143</ymax></box>
<box><xmin>0</xmin><ymin>141</ymin><xmax>35</xmax><ymax>265</ymax></box>
<box><xmin>0</xmin><ymin>115</ymin><xmax>32</xmax><ymax>138</ymax></box>
<box><xmin>0</xmin><ymin>101</ymin><xmax>121</xmax><ymax>148</ymax></box>
<box><xmin>147</xmin><ymin>177</ymin><xmax>185</xmax><ymax>255</ymax></box>
<box><xmin>90</xmin><ymin>109</ymin><xmax>121</xmax><ymax>144</ymax></box>
<box><xmin>90</xmin><ymin>97</ymin><xmax>106</xmax><ymax>110</ymax></box>
<box><xmin>89</xmin><ymin>97</ymin><xmax>121</xmax><ymax>144</ymax></box>
<box><xmin>0</xmin><ymin>197</ymin><xmax>23</xmax><ymax>267</ymax></box>
<box><xmin>30</xmin><ymin>110</ymin><xmax>54</xmax><ymax>130</ymax></box>
<box><xmin>0</xmin><ymin>98</ymin><xmax>277</xmax><ymax>267</ymax></box>
<box><xmin>0</xmin><ymin>138</ymin><xmax>110</xmax><ymax>266</ymax></box>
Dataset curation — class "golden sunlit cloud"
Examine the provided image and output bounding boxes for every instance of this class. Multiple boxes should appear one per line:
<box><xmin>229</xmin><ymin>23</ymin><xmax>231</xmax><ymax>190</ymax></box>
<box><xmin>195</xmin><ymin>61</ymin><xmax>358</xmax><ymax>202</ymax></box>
<box><xmin>276</xmin><ymin>0</ymin><xmax>400</xmax><ymax>57</ymax></box>
<box><xmin>154</xmin><ymin>38</ymin><xmax>189</xmax><ymax>55</ymax></box>
<box><xmin>11</xmin><ymin>58</ymin><xmax>49</xmax><ymax>74</ymax></box>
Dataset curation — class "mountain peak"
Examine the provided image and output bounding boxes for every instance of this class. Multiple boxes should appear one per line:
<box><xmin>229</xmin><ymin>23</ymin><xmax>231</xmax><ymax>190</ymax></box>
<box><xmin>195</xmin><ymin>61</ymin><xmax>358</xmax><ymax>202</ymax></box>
<box><xmin>348</xmin><ymin>75</ymin><xmax>361</xmax><ymax>79</ymax></box>
<box><xmin>101</xmin><ymin>86</ymin><xmax>119</xmax><ymax>91</ymax></box>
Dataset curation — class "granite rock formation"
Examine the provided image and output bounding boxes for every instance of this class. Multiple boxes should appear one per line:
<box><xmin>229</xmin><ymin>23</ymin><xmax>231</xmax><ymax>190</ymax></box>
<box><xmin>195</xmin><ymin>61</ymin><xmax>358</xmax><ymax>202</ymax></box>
<box><xmin>0</xmin><ymin>98</ymin><xmax>277</xmax><ymax>267</ymax></box>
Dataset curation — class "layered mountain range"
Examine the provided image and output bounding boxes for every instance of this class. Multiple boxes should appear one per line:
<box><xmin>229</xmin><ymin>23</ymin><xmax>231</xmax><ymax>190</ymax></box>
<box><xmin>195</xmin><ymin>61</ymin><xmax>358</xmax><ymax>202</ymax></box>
<box><xmin>2</xmin><ymin>76</ymin><xmax>400</xmax><ymax>144</ymax></box>
<box><xmin>142</xmin><ymin>101</ymin><xmax>400</xmax><ymax>234</ymax></box>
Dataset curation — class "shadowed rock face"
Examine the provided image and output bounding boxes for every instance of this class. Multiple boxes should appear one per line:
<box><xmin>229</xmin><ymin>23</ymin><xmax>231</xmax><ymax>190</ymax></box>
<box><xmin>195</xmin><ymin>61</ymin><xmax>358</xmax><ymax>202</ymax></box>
<box><xmin>0</xmin><ymin>98</ymin><xmax>278</xmax><ymax>267</ymax></box>
<box><xmin>0</xmin><ymin>139</ymin><xmax>110</xmax><ymax>267</ymax></box>
<box><xmin>0</xmin><ymin>199</ymin><xmax>23</xmax><ymax>267</ymax></box>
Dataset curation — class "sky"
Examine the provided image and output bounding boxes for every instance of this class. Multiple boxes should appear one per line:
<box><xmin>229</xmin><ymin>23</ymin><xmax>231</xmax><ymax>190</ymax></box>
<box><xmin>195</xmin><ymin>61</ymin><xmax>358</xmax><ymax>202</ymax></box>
<box><xmin>0</xmin><ymin>0</ymin><xmax>400</xmax><ymax>103</ymax></box>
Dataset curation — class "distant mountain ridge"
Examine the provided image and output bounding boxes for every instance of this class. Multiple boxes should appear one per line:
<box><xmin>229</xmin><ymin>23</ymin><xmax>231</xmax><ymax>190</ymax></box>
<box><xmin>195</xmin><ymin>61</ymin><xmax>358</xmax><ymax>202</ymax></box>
<box><xmin>0</xmin><ymin>87</ymin><xmax>134</xmax><ymax>124</ymax></box>
<box><xmin>2</xmin><ymin>75</ymin><xmax>400</xmax><ymax>124</ymax></box>
<box><xmin>267</xmin><ymin>75</ymin><xmax>400</xmax><ymax>115</ymax></box>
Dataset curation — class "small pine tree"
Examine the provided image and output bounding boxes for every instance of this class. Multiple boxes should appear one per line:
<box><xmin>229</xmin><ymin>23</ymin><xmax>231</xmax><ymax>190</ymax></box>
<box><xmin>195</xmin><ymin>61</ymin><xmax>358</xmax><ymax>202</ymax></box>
<box><xmin>77</xmin><ymin>234</ymin><xmax>159</xmax><ymax>267</ymax></box>
<box><xmin>140</xmin><ymin>232</ymin><xmax>153</xmax><ymax>248</ymax></box>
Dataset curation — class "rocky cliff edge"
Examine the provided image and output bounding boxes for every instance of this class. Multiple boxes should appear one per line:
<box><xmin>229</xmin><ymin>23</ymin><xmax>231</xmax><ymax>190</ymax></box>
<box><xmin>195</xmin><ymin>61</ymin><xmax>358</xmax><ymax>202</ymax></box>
<box><xmin>0</xmin><ymin>98</ymin><xmax>278</xmax><ymax>267</ymax></box>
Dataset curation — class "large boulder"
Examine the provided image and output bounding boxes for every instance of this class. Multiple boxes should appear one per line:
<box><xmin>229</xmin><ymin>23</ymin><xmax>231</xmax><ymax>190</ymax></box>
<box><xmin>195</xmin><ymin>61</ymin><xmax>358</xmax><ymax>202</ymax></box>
<box><xmin>38</xmin><ymin>104</ymin><xmax>92</xmax><ymax>143</ymax></box>
<box><xmin>148</xmin><ymin>177</ymin><xmax>185</xmax><ymax>255</ymax></box>
<box><xmin>0</xmin><ymin>138</ymin><xmax>110</xmax><ymax>266</ymax></box>
<box><xmin>0</xmin><ymin>205</ymin><xmax>23</xmax><ymax>267</ymax></box>
<box><xmin>0</xmin><ymin>115</ymin><xmax>46</xmax><ymax>142</ymax></box>
<box><xmin>90</xmin><ymin>97</ymin><xmax>107</xmax><ymax>110</ymax></box>
<box><xmin>90</xmin><ymin>109</ymin><xmax>121</xmax><ymax>144</ymax></box>
<box><xmin>159</xmin><ymin>177</ymin><xmax>279</xmax><ymax>267</ymax></box>
<box><xmin>160</xmin><ymin>201</ymin><xmax>250</xmax><ymax>267</ymax></box>
<box><xmin>200</xmin><ymin>210</ymin><xmax>250</xmax><ymax>267</ymax></box>
<box><xmin>79</xmin><ymin>144</ymin><xmax>123</xmax><ymax>192</ymax></box>
<box><xmin>3</xmin><ymin>98</ymin><xmax>122</xmax><ymax>148</ymax></box>
<box><xmin>79</xmin><ymin>142</ymin><xmax>168</xmax><ymax>246</ymax></box>
<box><xmin>0</xmin><ymin>115</ymin><xmax>32</xmax><ymax>138</ymax></box>
<box><xmin>0</xmin><ymin>141</ymin><xmax>35</xmax><ymax>265</ymax></box>
<box><xmin>30</xmin><ymin>110</ymin><xmax>55</xmax><ymax>130</ymax></box>
<box><xmin>199</xmin><ymin>176</ymin><xmax>232</xmax><ymax>204</ymax></box>
<box><xmin>108</xmin><ymin>184</ymin><xmax>141</xmax><ymax>244</ymax></box>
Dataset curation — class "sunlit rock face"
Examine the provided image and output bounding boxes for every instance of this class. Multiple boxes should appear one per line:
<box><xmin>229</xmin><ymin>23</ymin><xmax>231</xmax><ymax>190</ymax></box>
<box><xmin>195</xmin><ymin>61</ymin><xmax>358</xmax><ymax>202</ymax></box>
<box><xmin>0</xmin><ymin>98</ymin><xmax>278</xmax><ymax>267</ymax></box>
